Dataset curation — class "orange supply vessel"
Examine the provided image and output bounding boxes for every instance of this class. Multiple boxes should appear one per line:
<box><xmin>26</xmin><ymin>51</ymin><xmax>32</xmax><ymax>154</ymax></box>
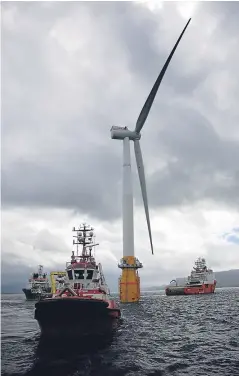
<box><xmin>165</xmin><ymin>257</ymin><xmax>216</xmax><ymax>296</ymax></box>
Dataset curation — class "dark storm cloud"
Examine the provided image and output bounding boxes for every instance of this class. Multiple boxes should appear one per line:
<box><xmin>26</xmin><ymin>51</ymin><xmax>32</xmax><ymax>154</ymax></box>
<box><xmin>1</xmin><ymin>259</ymin><xmax>71</xmax><ymax>293</ymax></box>
<box><xmin>1</xmin><ymin>261</ymin><xmax>34</xmax><ymax>293</ymax></box>
<box><xmin>2</xmin><ymin>1</ymin><xmax>239</xmax><ymax>221</ymax></box>
<box><xmin>2</xmin><ymin>146</ymin><xmax>121</xmax><ymax>220</ymax></box>
<box><xmin>145</xmin><ymin>107</ymin><xmax>239</xmax><ymax>208</ymax></box>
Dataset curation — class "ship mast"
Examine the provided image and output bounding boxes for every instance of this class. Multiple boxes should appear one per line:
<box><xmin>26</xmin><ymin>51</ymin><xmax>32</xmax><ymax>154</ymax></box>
<box><xmin>38</xmin><ymin>265</ymin><xmax>43</xmax><ymax>277</ymax></box>
<box><xmin>72</xmin><ymin>223</ymin><xmax>99</xmax><ymax>260</ymax></box>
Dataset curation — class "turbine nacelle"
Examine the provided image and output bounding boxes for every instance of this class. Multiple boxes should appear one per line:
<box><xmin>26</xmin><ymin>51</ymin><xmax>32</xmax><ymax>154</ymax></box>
<box><xmin>111</xmin><ymin>126</ymin><xmax>141</xmax><ymax>141</ymax></box>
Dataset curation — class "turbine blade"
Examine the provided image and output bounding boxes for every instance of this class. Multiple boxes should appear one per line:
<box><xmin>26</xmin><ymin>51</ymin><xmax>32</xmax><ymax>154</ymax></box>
<box><xmin>134</xmin><ymin>139</ymin><xmax>154</xmax><ymax>255</ymax></box>
<box><xmin>135</xmin><ymin>18</ymin><xmax>191</xmax><ymax>134</ymax></box>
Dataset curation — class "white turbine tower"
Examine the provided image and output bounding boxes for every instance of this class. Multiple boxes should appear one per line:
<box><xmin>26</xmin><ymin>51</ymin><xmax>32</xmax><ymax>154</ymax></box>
<box><xmin>111</xmin><ymin>18</ymin><xmax>191</xmax><ymax>303</ymax></box>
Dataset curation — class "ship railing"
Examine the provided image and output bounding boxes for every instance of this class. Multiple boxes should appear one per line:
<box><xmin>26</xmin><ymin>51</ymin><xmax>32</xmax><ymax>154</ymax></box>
<box><xmin>66</xmin><ymin>261</ymin><xmax>96</xmax><ymax>268</ymax></box>
<box><xmin>118</xmin><ymin>258</ymin><xmax>143</xmax><ymax>269</ymax></box>
<box><xmin>30</xmin><ymin>278</ymin><xmax>47</xmax><ymax>281</ymax></box>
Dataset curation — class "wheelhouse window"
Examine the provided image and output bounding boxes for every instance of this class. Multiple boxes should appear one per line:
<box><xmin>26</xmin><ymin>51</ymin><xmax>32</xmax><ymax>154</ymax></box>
<box><xmin>67</xmin><ymin>270</ymin><xmax>73</xmax><ymax>280</ymax></box>
<box><xmin>86</xmin><ymin>270</ymin><xmax>94</xmax><ymax>280</ymax></box>
<box><xmin>74</xmin><ymin>270</ymin><xmax>84</xmax><ymax>279</ymax></box>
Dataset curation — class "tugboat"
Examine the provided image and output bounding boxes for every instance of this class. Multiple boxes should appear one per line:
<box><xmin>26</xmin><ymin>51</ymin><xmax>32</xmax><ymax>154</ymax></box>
<box><xmin>165</xmin><ymin>257</ymin><xmax>217</xmax><ymax>296</ymax></box>
<box><xmin>35</xmin><ymin>224</ymin><xmax>121</xmax><ymax>338</ymax></box>
<box><xmin>23</xmin><ymin>265</ymin><xmax>52</xmax><ymax>300</ymax></box>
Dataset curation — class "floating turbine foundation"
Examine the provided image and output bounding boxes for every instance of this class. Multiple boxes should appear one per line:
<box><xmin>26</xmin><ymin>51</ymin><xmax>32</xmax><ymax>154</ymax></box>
<box><xmin>118</xmin><ymin>256</ymin><xmax>143</xmax><ymax>303</ymax></box>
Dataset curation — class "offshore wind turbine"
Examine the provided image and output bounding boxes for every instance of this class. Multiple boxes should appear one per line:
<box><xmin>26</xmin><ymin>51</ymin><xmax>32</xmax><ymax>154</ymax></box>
<box><xmin>111</xmin><ymin>18</ymin><xmax>191</xmax><ymax>303</ymax></box>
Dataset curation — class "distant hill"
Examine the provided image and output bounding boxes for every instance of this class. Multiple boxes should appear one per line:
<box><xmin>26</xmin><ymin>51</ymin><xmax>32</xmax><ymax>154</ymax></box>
<box><xmin>214</xmin><ymin>269</ymin><xmax>239</xmax><ymax>288</ymax></box>
<box><xmin>143</xmin><ymin>269</ymin><xmax>239</xmax><ymax>291</ymax></box>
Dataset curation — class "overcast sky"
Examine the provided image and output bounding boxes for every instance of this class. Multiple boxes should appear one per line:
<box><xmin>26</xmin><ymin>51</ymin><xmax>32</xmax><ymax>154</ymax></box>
<box><xmin>2</xmin><ymin>1</ymin><xmax>239</xmax><ymax>292</ymax></box>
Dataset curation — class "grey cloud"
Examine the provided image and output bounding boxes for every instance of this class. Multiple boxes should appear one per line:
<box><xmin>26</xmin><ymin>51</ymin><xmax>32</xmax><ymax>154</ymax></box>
<box><xmin>2</xmin><ymin>146</ymin><xmax>121</xmax><ymax>220</ymax></box>
<box><xmin>204</xmin><ymin>1</ymin><xmax>239</xmax><ymax>35</ymax></box>
<box><xmin>2</xmin><ymin>1</ymin><xmax>239</xmax><ymax>222</ymax></box>
<box><xmin>33</xmin><ymin>229</ymin><xmax>68</xmax><ymax>253</ymax></box>
<box><xmin>1</xmin><ymin>259</ymin><xmax>65</xmax><ymax>294</ymax></box>
<box><xmin>146</xmin><ymin>108</ymin><xmax>239</xmax><ymax>208</ymax></box>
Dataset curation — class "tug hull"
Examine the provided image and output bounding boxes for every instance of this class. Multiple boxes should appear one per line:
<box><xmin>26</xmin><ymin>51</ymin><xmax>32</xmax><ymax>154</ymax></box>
<box><xmin>35</xmin><ymin>297</ymin><xmax>121</xmax><ymax>338</ymax></box>
<box><xmin>37</xmin><ymin>318</ymin><xmax>119</xmax><ymax>339</ymax></box>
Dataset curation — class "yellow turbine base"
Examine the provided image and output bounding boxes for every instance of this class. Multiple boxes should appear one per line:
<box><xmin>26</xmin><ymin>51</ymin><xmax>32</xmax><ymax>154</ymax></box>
<box><xmin>119</xmin><ymin>256</ymin><xmax>140</xmax><ymax>303</ymax></box>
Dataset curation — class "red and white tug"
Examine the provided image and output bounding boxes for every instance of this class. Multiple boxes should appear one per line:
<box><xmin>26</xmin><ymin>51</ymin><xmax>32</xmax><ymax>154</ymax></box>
<box><xmin>35</xmin><ymin>224</ymin><xmax>121</xmax><ymax>338</ymax></box>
